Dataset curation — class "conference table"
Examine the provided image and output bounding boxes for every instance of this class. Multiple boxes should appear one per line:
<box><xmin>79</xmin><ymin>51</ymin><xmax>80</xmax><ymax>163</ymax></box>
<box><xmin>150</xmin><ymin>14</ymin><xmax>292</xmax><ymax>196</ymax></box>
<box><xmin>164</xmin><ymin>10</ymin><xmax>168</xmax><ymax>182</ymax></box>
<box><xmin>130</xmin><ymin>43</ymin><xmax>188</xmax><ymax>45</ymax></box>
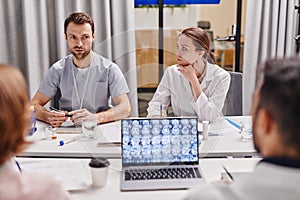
<box><xmin>18</xmin><ymin>116</ymin><xmax>260</xmax><ymax>199</ymax></box>
<box><xmin>20</xmin><ymin>116</ymin><xmax>257</xmax><ymax>158</ymax></box>
<box><xmin>17</xmin><ymin>157</ymin><xmax>261</xmax><ymax>200</ymax></box>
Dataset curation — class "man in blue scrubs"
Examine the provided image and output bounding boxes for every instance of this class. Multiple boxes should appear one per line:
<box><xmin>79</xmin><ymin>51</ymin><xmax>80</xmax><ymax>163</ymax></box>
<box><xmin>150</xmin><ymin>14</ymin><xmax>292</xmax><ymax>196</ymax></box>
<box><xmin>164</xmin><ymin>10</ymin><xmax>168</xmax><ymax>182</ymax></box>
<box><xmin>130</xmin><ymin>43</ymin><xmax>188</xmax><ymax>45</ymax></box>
<box><xmin>184</xmin><ymin>56</ymin><xmax>300</xmax><ymax>200</ymax></box>
<box><xmin>31</xmin><ymin>12</ymin><xmax>131</xmax><ymax>127</ymax></box>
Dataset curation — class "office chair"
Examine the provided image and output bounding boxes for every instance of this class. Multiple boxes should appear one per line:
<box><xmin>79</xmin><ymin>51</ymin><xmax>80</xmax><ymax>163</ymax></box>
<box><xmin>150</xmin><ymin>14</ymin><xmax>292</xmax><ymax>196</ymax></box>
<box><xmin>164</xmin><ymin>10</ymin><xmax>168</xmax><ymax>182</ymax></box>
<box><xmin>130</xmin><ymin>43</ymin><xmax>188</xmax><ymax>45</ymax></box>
<box><xmin>222</xmin><ymin>72</ymin><xmax>243</xmax><ymax>116</ymax></box>
<box><xmin>52</xmin><ymin>88</ymin><xmax>61</xmax><ymax>109</ymax></box>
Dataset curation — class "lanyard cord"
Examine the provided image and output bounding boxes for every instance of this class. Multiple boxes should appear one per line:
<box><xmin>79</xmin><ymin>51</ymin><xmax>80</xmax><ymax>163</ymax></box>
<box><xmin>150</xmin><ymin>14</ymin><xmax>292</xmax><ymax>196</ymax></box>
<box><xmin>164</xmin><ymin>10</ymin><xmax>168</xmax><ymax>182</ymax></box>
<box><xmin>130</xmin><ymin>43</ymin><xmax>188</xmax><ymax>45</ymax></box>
<box><xmin>71</xmin><ymin>60</ymin><xmax>92</xmax><ymax>109</ymax></box>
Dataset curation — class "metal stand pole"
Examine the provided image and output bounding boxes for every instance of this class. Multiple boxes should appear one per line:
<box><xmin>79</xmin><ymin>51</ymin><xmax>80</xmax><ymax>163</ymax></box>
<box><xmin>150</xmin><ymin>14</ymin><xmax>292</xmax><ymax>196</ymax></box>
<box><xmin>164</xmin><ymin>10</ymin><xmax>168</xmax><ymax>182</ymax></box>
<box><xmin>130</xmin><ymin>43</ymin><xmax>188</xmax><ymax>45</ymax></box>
<box><xmin>235</xmin><ymin>0</ymin><xmax>242</xmax><ymax>72</ymax></box>
<box><xmin>295</xmin><ymin>3</ymin><xmax>300</xmax><ymax>53</ymax></box>
<box><xmin>158</xmin><ymin>0</ymin><xmax>164</xmax><ymax>81</ymax></box>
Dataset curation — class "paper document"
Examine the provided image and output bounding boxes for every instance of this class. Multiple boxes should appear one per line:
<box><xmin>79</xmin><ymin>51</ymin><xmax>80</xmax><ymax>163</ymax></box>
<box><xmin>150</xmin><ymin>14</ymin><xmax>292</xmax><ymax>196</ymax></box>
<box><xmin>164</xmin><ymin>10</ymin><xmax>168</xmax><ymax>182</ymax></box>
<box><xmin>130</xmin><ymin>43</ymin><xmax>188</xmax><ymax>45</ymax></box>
<box><xmin>55</xmin><ymin>119</ymin><xmax>82</xmax><ymax>134</ymax></box>
<box><xmin>21</xmin><ymin>160</ymin><xmax>89</xmax><ymax>191</ymax></box>
<box><xmin>55</xmin><ymin>126</ymin><xmax>82</xmax><ymax>134</ymax></box>
<box><xmin>98</xmin><ymin>121</ymin><xmax>121</xmax><ymax>143</ymax></box>
<box><xmin>221</xmin><ymin>172</ymin><xmax>251</xmax><ymax>181</ymax></box>
<box><xmin>61</xmin><ymin>119</ymin><xmax>75</xmax><ymax>127</ymax></box>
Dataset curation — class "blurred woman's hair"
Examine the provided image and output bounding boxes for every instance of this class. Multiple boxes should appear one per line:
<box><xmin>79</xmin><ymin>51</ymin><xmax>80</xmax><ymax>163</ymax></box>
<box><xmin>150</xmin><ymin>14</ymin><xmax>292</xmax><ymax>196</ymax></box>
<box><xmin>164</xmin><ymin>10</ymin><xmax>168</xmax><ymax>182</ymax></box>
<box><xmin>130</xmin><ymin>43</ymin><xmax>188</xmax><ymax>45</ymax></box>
<box><xmin>0</xmin><ymin>64</ymin><xmax>30</xmax><ymax>165</ymax></box>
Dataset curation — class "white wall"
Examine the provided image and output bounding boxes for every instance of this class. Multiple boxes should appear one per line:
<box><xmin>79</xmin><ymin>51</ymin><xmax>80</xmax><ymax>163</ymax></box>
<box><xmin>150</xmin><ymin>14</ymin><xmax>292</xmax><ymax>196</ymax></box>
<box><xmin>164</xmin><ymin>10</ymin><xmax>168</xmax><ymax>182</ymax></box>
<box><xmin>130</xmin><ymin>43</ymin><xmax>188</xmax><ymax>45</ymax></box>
<box><xmin>199</xmin><ymin>0</ymin><xmax>236</xmax><ymax>37</ymax></box>
<box><xmin>199</xmin><ymin>0</ymin><xmax>246</xmax><ymax>38</ymax></box>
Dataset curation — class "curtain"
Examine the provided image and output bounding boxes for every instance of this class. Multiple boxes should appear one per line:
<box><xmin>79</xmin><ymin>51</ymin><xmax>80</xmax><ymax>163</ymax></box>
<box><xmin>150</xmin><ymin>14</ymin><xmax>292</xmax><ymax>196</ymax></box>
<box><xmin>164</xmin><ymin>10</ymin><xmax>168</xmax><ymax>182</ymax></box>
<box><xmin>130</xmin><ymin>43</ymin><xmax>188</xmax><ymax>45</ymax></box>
<box><xmin>242</xmin><ymin>0</ymin><xmax>297</xmax><ymax>114</ymax></box>
<box><xmin>0</xmin><ymin>0</ymin><xmax>138</xmax><ymax>116</ymax></box>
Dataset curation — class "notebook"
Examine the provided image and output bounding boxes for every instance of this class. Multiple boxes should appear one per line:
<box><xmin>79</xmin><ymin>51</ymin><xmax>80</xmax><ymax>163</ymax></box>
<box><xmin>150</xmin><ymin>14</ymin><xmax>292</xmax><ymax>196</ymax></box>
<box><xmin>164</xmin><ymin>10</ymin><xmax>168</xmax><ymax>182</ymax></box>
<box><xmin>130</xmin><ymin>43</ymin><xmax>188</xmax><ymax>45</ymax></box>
<box><xmin>120</xmin><ymin>117</ymin><xmax>204</xmax><ymax>191</ymax></box>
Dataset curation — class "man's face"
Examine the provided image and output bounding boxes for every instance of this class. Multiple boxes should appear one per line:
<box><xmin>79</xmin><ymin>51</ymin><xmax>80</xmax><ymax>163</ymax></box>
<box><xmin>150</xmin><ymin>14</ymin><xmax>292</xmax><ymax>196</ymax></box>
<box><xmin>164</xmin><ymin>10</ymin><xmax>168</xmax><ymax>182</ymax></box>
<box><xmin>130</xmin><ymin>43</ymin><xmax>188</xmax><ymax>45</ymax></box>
<box><xmin>65</xmin><ymin>22</ymin><xmax>94</xmax><ymax>61</ymax></box>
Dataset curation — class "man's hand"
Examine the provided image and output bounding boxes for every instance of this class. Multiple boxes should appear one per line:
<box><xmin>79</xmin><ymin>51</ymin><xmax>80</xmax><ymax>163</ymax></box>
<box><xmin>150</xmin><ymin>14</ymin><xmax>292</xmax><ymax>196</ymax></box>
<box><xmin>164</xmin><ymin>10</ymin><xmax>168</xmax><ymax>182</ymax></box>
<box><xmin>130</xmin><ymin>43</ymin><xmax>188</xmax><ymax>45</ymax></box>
<box><xmin>47</xmin><ymin>111</ymin><xmax>68</xmax><ymax>128</ymax></box>
<box><xmin>69</xmin><ymin>109</ymin><xmax>97</xmax><ymax>126</ymax></box>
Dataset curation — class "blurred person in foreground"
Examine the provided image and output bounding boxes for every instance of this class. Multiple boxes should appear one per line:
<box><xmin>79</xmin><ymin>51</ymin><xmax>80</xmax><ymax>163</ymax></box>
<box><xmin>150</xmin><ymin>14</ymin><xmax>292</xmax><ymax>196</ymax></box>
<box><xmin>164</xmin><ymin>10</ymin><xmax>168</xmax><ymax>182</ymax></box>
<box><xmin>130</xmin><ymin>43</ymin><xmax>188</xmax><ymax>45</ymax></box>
<box><xmin>0</xmin><ymin>64</ymin><xmax>70</xmax><ymax>200</ymax></box>
<box><xmin>184</xmin><ymin>56</ymin><xmax>300</xmax><ymax>200</ymax></box>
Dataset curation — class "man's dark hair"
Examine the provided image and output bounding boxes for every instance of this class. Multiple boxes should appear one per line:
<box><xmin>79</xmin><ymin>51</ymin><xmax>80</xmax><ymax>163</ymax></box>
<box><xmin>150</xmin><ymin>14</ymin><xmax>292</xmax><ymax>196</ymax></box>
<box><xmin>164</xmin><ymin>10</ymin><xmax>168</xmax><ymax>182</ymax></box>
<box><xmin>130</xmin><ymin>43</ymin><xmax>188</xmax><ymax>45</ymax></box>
<box><xmin>64</xmin><ymin>12</ymin><xmax>94</xmax><ymax>34</ymax></box>
<box><xmin>257</xmin><ymin>56</ymin><xmax>300</xmax><ymax>152</ymax></box>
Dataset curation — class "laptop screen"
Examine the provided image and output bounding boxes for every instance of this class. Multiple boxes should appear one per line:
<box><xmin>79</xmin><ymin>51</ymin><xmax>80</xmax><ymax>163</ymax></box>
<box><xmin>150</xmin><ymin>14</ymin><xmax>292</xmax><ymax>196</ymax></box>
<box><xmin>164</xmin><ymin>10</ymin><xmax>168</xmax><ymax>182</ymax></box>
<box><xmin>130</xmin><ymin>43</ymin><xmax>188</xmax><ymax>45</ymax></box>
<box><xmin>121</xmin><ymin>117</ymin><xmax>199</xmax><ymax>166</ymax></box>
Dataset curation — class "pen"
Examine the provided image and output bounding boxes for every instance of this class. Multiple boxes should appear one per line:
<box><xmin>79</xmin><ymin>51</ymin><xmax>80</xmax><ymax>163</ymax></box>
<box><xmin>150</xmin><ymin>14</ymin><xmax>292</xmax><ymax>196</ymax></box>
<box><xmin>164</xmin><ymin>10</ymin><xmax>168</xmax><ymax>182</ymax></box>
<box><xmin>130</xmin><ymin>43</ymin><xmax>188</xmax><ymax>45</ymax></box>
<box><xmin>225</xmin><ymin>117</ymin><xmax>241</xmax><ymax>130</ymax></box>
<box><xmin>15</xmin><ymin>159</ymin><xmax>22</xmax><ymax>172</ymax></box>
<box><xmin>225</xmin><ymin>118</ymin><xmax>253</xmax><ymax>134</ymax></box>
<box><xmin>58</xmin><ymin>136</ymin><xmax>80</xmax><ymax>146</ymax></box>
<box><xmin>160</xmin><ymin>104</ymin><xmax>162</xmax><ymax>118</ymax></box>
<box><xmin>222</xmin><ymin>165</ymin><xmax>234</xmax><ymax>181</ymax></box>
<box><xmin>97</xmin><ymin>142</ymin><xmax>121</xmax><ymax>147</ymax></box>
<box><xmin>49</xmin><ymin>107</ymin><xmax>73</xmax><ymax>117</ymax></box>
<box><xmin>208</xmin><ymin>133</ymin><xmax>221</xmax><ymax>136</ymax></box>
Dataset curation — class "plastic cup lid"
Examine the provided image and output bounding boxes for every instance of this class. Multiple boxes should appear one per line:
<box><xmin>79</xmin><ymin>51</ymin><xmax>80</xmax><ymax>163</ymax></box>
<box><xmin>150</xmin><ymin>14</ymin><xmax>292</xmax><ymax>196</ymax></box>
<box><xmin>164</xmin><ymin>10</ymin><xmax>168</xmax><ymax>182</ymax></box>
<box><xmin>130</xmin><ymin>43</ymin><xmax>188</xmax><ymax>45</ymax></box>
<box><xmin>89</xmin><ymin>157</ymin><xmax>110</xmax><ymax>168</ymax></box>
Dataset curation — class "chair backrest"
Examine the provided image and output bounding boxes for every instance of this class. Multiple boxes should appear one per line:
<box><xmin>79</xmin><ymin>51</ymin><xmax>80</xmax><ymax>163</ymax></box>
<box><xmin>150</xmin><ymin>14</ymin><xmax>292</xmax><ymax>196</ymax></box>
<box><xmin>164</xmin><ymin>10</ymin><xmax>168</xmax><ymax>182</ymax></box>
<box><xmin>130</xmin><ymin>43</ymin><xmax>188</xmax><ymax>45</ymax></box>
<box><xmin>222</xmin><ymin>72</ymin><xmax>243</xmax><ymax>116</ymax></box>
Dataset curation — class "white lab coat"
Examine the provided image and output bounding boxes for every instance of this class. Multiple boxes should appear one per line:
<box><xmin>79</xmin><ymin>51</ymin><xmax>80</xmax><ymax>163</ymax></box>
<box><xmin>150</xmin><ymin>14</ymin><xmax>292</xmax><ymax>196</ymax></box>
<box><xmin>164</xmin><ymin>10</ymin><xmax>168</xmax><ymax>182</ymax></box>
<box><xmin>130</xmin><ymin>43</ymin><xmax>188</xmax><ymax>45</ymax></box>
<box><xmin>0</xmin><ymin>159</ymin><xmax>70</xmax><ymax>200</ymax></box>
<box><xmin>147</xmin><ymin>63</ymin><xmax>230</xmax><ymax>122</ymax></box>
<box><xmin>183</xmin><ymin>161</ymin><xmax>300</xmax><ymax>200</ymax></box>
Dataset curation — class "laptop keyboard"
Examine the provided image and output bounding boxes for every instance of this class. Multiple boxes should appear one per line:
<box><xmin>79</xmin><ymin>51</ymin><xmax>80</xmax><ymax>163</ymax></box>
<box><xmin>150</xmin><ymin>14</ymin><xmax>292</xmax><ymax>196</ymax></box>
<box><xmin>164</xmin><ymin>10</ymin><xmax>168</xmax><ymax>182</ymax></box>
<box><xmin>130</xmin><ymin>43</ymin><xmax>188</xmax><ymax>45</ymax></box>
<box><xmin>125</xmin><ymin>167</ymin><xmax>201</xmax><ymax>181</ymax></box>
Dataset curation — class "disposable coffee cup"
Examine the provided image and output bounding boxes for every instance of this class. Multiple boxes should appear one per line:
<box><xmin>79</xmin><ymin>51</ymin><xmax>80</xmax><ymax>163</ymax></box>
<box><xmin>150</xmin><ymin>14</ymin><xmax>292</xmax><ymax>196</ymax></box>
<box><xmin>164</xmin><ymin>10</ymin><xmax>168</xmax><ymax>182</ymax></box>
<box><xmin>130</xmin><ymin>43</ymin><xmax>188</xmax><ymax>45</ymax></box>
<box><xmin>89</xmin><ymin>157</ymin><xmax>110</xmax><ymax>188</ymax></box>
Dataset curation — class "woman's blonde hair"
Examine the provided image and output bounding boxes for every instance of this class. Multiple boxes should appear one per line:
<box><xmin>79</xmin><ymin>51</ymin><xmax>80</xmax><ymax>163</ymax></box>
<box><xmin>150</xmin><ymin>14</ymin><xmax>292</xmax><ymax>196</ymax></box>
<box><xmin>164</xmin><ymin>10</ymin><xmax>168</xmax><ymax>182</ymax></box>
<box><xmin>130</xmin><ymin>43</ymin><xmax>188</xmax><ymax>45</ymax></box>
<box><xmin>0</xmin><ymin>64</ymin><xmax>30</xmax><ymax>165</ymax></box>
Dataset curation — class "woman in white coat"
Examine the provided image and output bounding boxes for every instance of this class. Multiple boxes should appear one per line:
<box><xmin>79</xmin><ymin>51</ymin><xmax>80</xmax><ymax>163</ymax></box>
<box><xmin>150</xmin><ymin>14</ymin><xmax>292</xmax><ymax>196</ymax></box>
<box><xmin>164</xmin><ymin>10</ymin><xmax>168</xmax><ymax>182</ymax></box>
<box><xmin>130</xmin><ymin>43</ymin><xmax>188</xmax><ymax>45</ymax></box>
<box><xmin>147</xmin><ymin>27</ymin><xmax>230</xmax><ymax>122</ymax></box>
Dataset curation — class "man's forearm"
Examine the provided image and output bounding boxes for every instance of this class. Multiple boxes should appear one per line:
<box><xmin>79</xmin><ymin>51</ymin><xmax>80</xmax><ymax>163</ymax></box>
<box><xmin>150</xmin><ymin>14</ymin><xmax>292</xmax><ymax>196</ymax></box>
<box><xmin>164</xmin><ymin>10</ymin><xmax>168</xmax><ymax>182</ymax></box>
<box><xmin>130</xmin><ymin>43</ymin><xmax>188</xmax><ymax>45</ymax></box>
<box><xmin>96</xmin><ymin>104</ymin><xmax>131</xmax><ymax>124</ymax></box>
<box><xmin>32</xmin><ymin>102</ymin><xmax>50</xmax><ymax>123</ymax></box>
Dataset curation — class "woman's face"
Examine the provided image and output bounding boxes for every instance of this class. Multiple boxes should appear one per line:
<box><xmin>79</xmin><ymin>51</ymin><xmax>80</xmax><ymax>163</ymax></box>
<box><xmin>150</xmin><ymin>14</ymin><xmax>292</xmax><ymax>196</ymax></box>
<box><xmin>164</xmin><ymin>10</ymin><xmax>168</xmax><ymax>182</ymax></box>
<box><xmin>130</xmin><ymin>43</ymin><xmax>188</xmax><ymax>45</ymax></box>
<box><xmin>176</xmin><ymin>34</ymin><xmax>202</xmax><ymax>66</ymax></box>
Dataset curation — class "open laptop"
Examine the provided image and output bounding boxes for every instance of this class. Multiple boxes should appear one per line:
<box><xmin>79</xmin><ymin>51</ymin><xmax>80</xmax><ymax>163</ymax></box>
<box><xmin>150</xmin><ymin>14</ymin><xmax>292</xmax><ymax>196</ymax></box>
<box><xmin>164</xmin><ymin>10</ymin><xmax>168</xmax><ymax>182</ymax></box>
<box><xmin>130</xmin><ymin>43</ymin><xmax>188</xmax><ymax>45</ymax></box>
<box><xmin>120</xmin><ymin>117</ymin><xmax>204</xmax><ymax>191</ymax></box>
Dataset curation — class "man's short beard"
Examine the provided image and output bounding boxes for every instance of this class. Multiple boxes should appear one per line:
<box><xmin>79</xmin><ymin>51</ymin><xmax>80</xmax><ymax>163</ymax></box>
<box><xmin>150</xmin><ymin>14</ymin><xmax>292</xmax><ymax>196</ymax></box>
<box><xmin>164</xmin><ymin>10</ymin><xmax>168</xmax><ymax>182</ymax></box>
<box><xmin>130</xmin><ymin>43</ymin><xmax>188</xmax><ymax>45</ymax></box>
<box><xmin>71</xmin><ymin>49</ymin><xmax>90</xmax><ymax>61</ymax></box>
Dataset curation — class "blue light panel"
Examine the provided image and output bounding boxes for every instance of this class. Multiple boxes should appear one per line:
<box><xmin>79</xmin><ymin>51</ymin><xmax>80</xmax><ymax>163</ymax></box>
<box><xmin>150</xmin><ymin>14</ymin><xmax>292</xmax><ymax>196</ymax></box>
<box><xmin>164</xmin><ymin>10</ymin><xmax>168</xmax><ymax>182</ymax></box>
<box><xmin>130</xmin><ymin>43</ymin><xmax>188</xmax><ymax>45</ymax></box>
<box><xmin>135</xmin><ymin>0</ymin><xmax>221</xmax><ymax>5</ymax></box>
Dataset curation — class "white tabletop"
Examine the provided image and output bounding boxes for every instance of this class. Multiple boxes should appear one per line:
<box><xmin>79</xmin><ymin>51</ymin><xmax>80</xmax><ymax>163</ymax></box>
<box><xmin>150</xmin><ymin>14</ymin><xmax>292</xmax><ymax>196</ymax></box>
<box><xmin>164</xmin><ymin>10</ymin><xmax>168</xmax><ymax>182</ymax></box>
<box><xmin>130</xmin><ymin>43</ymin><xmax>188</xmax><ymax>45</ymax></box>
<box><xmin>17</xmin><ymin>157</ymin><xmax>261</xmax><ymax>200</ymax></box>
<box><xmin>21</xmin><ymin>116</ymin><xmax>257</xmax><ymax>158</ymax></box>
<box><xmin>21</xmin><ymin>121</ymin><xmax>122</xmax><ymax>158</ymax></box>
<box><xmin>199</xmin><ymin>116</ymin><xmax>257</xmax><ymax>157</ymax></box>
